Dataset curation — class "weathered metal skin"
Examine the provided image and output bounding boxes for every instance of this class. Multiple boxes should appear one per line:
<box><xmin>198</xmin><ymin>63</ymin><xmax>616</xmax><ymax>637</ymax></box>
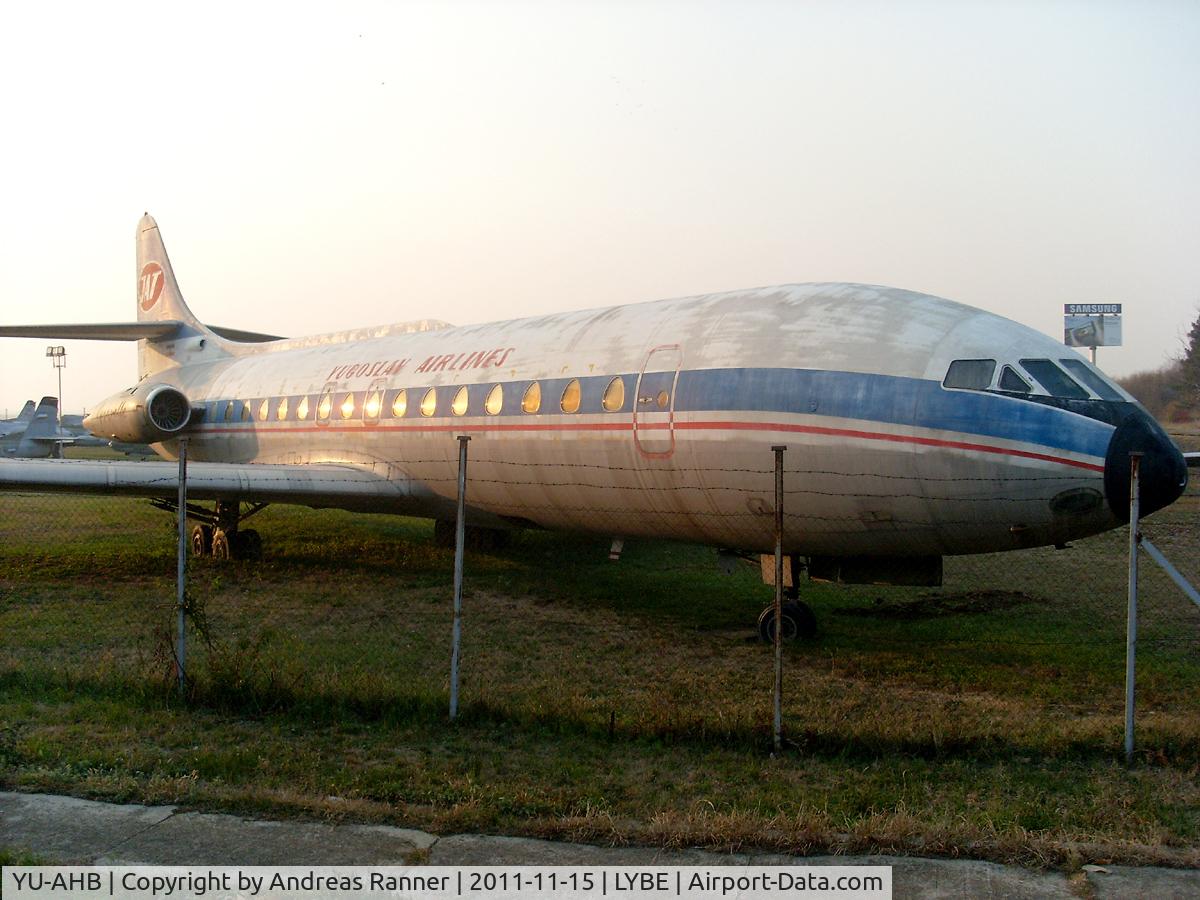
<box><xmin>0</xmin><ymin>215</ymin><xmax>1187</xmax><ymax>557</ymax></box>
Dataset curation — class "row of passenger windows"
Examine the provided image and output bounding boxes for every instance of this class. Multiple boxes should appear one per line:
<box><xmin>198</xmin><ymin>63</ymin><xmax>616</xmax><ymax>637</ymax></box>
<box><xmin>212</xmin><ymin>375</ymin><xmax>638</xmax><ymax>424</ymax></box>
<box><xmin>942</xmin><ymin>358</ymin><xmax>1123</xmax><ymax>401</ymax></box>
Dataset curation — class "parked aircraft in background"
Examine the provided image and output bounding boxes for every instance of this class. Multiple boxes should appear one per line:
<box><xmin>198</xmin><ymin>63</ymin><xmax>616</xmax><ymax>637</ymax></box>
<box><xmin>1</xmin><ymin>397</ymin><xmax>71</xmax><ymax>458</ymax></box>
<box><xmin>0</xmin><ymin>215</ymin><xmax>1188</xmax><ymax>636</ymax></box>
<box><xmin>0</xmin><ymin>400</ymin><xmax>36</xmax><ymax>438</ymax></box>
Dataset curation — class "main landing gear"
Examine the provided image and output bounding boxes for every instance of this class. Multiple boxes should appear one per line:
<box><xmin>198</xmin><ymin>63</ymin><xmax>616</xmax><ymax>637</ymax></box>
<box><xmin>152</xmin><ymin>498</ymin><xmax>267</xmax><ymax>561</ymax></box>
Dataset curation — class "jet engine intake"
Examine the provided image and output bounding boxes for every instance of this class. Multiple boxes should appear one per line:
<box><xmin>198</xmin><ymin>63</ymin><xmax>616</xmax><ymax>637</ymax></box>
<box><xmin>83</xmin><ymin>383</ymin><xmax>196</xmax><ymax>444</ymax></box>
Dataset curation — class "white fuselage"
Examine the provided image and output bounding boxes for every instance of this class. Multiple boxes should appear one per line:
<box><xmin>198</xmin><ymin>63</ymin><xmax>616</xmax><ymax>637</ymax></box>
<box><xmin>151</xmin><ymin>284</ymin><xmax>1128</xmax><ymax>556</ymax></box>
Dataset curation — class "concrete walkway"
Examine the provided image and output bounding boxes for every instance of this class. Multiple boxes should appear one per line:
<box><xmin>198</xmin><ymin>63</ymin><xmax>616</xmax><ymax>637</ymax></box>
<box><xmin>2</xmin><ymin>792</ymin><xmax>1197</xmax><ymax>899</ymax></box>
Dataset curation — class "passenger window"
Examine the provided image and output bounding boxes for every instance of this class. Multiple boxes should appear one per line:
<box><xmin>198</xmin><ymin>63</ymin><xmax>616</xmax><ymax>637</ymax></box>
<box><xmin>364</xmin><ymin>390</ymin><xmax>383</xmax><ymax>420</ymax></box>
<box><xmin>602</xmin><ymin>376</ymin><xmax>625</xmax><ymax>412</ymax></box>
<box><xmin>943</xmin><ymin>359</ymin><xmax>996</xmax><ymax>390</ymax></box>
<box><xmin>485</xmin><ymin>384</ymin><xmax>503</xmax><ymax>415</ymax></box>
<box><xmin>296</xmin><ymin>396</ymin><xmax>310</xmax><ymax>420</ymax></box>
<box><xmin>452</xmin><ymin>386</ymin><xmax>469</xmax><ymax>416</ymax></box>
<box><xmin>317</xmin><ymin>391</ymin><xmax>333</xmax><ymax>421</ymax></box>
<box><xmin>560</xmin><ymin>378</ymin><xmax>581</xmax><ymax>414</ymax></box>
<box><xmin>999</xmin><ymin>366</ymin><xmax>1031</xmax><ymax>393</ymax></box>
<box><xmin>223</xmin><ymin>402</ymin><xmax>234</xmax><ymax>423</ymax></box>
<box><xmin>1060</xmin><ymin>359</ymin><xmax>1123</xmax><ymax>401</ymax></box>
<box><xmin>241</xmin><ymin>402</ymin><xmax>251</xmax><ymax>423</ymax></box>
<box><xmin>340</xmin><ymin>393</ymin><xmax>356</xmax><ymax>418</ymax></box>
<box><xmin>420</xmin><ymin>387</ymin><xmax>437</xmax><ymax>417</ymax></box>
<box><xmin>258</xmin><ymin>399</ymin><xmax>270</xmax><ymax>421</ymax></box>
<box><xmin>1020</xmin><ymin>359</ymin><xmax>1089</xmax><ymax>399</ymax></box>
<box><xmin>391</xmin><ymin>389</ymin><xmax>408</xmax><ymax>418</ymax></box>
<box><xmin>276</xmin><ymin>397</ymin><xmax>289</xmax><ymax>421</ymax></box>
<box><xmin>522</xmin><ymin>382</ymin><xmax>541</xmax><ymax>414</ymax></box>
<box><xmin>656</xmin><ymin>390</ymin><xmax>670</xmax><ymax>409</ymax></box>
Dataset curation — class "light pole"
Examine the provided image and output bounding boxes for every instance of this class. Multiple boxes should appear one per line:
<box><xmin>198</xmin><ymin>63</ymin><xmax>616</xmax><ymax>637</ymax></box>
<box><xmin>46</xmin><ymin>345</ymin><xmax>66</xmax><ymax>458</ymax></box>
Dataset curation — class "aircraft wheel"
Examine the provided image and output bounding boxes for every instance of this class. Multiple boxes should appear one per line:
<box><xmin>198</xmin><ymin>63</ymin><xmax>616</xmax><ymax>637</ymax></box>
<box><xmin>211</xmin><ymin>529</ymin><xmax>233</xmax><ymax>561</ymax></box>
<box><xmin>233</xmin><ymin>529</ymin><xmax>262</xmax><ymax>561</ymax></box>
<box><xmin>757</xmin><ymin>601</ymin><xmax>817</xmax><ymax>642</ymax></box>
<box><xmin>191</xmin><ymin>524</ymin><xmax>213</xmax><ymax>557</ymax></box>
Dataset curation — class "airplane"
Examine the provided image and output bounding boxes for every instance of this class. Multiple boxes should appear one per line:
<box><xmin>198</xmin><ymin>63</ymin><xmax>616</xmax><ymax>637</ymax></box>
<box><xmin>0</xmin><ymin>400</ymin><xmax>36</xmax><ymax>438</ymax></box>
<box><xmin>0</xmin><ymin>214</ymin><xmax>1188</xmax><ymax>638</ymax></box>
<box><xmin>1</xmin><ymin>397</ymin><xmax>73</xmax><ymax>458</ymax></box>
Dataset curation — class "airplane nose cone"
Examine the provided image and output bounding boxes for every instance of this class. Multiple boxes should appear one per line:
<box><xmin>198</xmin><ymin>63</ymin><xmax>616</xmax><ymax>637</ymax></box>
<box><xmin>1104</xmin><ymin>410</ymin><xmax>1188</xmax><ymax>520</ymax></box>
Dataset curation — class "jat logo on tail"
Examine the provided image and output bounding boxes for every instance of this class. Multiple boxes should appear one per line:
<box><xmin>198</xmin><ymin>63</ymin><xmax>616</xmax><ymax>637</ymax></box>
<box><xmin>138</xmin><ymin>262</ymin><xmax>165</xmax><ymax>311</ymax></box>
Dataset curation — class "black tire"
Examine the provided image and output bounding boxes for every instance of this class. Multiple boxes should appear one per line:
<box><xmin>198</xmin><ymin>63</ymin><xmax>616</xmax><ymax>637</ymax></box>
<box><xmin>757</xmin><ymin>602</ymin><xmax>817</xmax><ymax>642</ymax></box>
<box><xmin>233</xmin><ymin>529</ymin><xmax>262</xmax><ymax>561</ymax></box>
<box><xmin>433</xmin><ymin>519</ymin><xmax>455</xmax><ymax>548</ymax></box>
<box><xmin>190</xmin><ymin>524</ymin><xmax>213</xmax><ymax>557</ymax></box>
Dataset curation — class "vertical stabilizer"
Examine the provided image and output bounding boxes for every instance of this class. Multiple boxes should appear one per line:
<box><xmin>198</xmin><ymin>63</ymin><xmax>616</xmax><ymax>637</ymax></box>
<box><xmin>13</xmin><ymin>397</ymin><xmax>62</xmax><ymax>458</ymax></box>
<box><xmin>135</xmin><ymin>214</ymin><xmax>224</xmax><ymax>378</ymax></box>
<box><xmin>136</xmin><ymin>214</ymin><xmax>204</xmax><ymax>328</ymax></box>
<box><xmin>14</xmin><ymin>400</ymin><xmax>35</xmax><ymax>423</ymax></box>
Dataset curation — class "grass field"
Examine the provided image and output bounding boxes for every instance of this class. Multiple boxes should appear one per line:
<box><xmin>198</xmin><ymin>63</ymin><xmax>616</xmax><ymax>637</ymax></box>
<box><xmin>1</xmin><ymin>472</ymin><xmax>1198</xmax><ymax>870</ymax></box>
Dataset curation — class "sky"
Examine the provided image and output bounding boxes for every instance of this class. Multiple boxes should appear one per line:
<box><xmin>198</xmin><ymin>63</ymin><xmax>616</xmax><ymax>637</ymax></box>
<box><xmin>1</xmin><ymin>1</ymin><xmax>1198</xmax><ymax>416</ymax></box>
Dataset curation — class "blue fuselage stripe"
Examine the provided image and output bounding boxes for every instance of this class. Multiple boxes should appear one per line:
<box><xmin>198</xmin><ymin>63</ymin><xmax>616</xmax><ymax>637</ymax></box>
<box><xmin>202</xmin><ymin>367</ymin><xmax>1116</xmax><ymax>460</ymax></box>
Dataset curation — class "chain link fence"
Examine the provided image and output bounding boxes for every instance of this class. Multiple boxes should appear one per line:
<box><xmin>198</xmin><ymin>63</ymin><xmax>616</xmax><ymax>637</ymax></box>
<box><xmin>1</xmin><ymin>434</ymin><xmax>1197</xmax><ymax>723</ymax></box>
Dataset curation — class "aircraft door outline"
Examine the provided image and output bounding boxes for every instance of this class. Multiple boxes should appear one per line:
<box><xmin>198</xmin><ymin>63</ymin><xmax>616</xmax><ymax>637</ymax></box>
<box><xmin>633</xmin><ymin>343</ymin><xmax>683</xmax><ymax>459</ymax></box>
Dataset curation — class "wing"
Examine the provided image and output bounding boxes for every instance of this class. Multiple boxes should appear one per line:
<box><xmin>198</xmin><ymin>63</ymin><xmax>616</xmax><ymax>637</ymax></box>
<box><xmin>0</xmin><ymin>457</ymin><xmax>459</xmax><ymax>517</ymax></box>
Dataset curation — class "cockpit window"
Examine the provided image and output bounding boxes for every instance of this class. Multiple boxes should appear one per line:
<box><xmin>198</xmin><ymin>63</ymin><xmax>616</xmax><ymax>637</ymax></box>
<box><xmin>1059</xmin><ymin>359</ymin><xmax>1123</xmax><ymax>401</ymax></box>
<box><xmin>999</xmin><ymin>366</ymin><xmax>1031</xmax><ymax>393</ymax></box>
<box><xmin>943</xmin><ymin>359</ymin><xmax>996</xmax><ymax>390</ymax></box>
<box><xmin>1019</xmin><ymin>359</ymin><xmax>1089</xmax><ymax>400</ymax></box>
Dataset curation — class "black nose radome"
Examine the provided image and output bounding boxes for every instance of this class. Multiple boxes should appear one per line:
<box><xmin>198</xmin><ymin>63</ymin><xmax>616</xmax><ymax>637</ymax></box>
<box><xmin>1104</xmin><ymin>411</ymin><xmax>1188</xmax><ymax>521</ymax></box>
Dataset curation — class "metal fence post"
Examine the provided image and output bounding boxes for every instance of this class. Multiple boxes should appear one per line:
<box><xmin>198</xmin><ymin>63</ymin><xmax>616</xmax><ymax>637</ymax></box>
<box><xmin>772</xmin><ymin>445</ymin><xmax>786</xmax><ymax>753</ymax></box>
<box><xmin>1125</xmin><ymin>451</ymin><xmax>1142</xmax><ymax>765</ymax></box>
<box><xmin>176</xmin><ymin>437</ymin><xmax>188</xmax><ymax>698</ymax></box>
<box><xmin>449</xmin><ymin>435</ymin><xmax>470</xmax><ymax>721</ymax></box>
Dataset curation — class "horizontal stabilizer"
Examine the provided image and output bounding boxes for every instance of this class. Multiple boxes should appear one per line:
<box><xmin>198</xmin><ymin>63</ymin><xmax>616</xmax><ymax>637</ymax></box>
<box><xmin>0</xmin><ymin>321</ymin><xmax>184</xmax><ymax>341</ymax></box>
<box><xmin>1186</xmin><ymin>452</ymin><xmax>1199</xmax><ymax>468</ymax></box>
<box><xmin>207</xmin><ymin>325</ymin><xmax>285</xmax><ymax>343</ymax></box>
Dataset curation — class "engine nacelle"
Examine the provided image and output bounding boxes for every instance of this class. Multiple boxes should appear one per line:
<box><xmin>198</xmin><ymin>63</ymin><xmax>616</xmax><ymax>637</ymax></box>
<box><xmin>83</xmin><ymin>383</ymin><xmax>195</xmax><ymax>444</ymax></box>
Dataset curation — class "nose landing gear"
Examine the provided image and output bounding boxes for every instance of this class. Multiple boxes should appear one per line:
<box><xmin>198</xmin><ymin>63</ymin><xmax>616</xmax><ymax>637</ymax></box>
<box><xmin>757</xmin><ymin>592</ymin><xmax>817</xmax><ymax>642</ymax></box>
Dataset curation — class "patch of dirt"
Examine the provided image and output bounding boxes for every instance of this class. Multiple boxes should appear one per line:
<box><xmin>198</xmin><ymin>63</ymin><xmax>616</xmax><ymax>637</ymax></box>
<box><xmin>834</xmin><ymin>589</ymin><xmax>1041</xmax><ymax>620</ymax></box>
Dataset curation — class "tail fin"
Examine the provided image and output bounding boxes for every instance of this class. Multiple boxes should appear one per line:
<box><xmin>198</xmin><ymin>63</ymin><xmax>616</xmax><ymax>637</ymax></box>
<box><xmin>14</xmin><ymin>400</ymin><xmax>35</xmax><ymax>423</ymax></box>
<box><xmin>135</xmin><ymin>214</ymin><xmax>225</xmax><ymax>378</ymax></box>
<box><xmin>13</xmin><ymin>397</ymin><xmax>65</xmax><ymax>458</ymax></box>
<box><xmin>136</xmin><ymin>215</ymin><xmax>206</xmax><ymax>329</ymax></box>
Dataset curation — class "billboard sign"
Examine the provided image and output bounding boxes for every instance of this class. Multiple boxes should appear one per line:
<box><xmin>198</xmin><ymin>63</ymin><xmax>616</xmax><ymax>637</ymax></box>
<box><xmin>1064</xmin><ymin>304</ymin><xmax>1122</xmax><ymax>348</ymax></box>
